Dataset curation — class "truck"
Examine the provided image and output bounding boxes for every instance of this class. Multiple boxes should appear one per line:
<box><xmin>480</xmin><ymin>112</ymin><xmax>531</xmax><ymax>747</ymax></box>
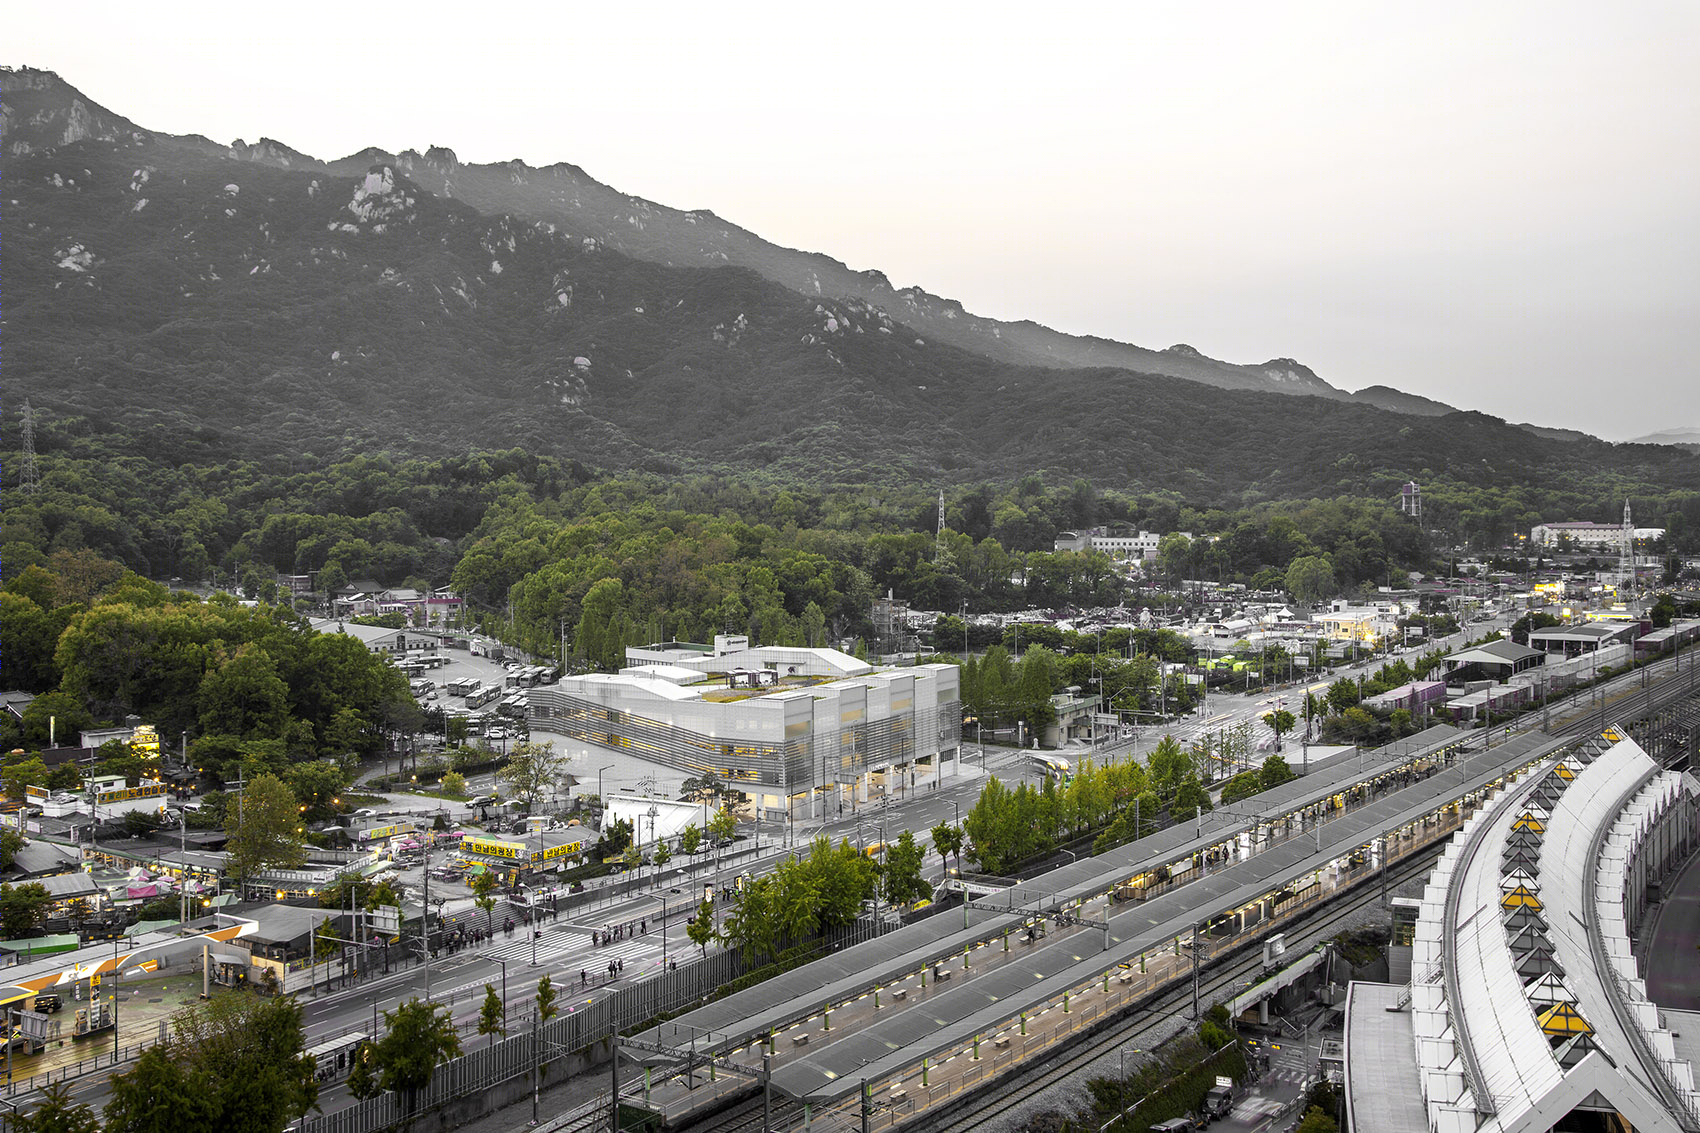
<box><xmin>1201</xmin><ymin>1076</ymin><xmax>1236</xmax><ymax>1123</ymax></box>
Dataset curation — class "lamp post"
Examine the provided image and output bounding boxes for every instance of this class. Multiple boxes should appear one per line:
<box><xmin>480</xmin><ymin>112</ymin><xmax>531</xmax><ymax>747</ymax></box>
<box><xmin>111</xmin><ymin>936</ymin><xmax>130</xmax><ymax>1059</ymax></box>
<box><xmin>1119</xmin><ymin>1046</ymin><xmax>1142</xmax><ymax>1129</ymax></box>
<box><xmin>530</xmin><ymin>818</ymin><xmax>542</xmax><ymax>967</ymax></box>
<box><xmin>646</xmin><ymin>805</ymin><xmax>660</xmax><ymax>882</ymax></box>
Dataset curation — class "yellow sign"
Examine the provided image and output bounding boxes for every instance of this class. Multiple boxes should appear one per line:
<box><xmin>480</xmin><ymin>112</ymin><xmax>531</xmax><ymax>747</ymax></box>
<box><xmin>364</xmin><ymin>823</ymin><xmax>417</xmax><ymax>841</ymax></box>
<box><xmin>97</xmin><ymin>784</ymin><xmax>166</xmax><ymax>804</ymax></box>
<box><xmin>130</xmin><ymin>725</ymin><xmax>160</xmax><ymax>754</ymax></box>
<box><xmin>462</xmin><ymin>837</ymin><xmax>527</xmax><ymax>861</ymax></box>
<box><xmin>533</xmin><ymin>841</ymin><xmax>584</xmax><ymax>863</ymax></box>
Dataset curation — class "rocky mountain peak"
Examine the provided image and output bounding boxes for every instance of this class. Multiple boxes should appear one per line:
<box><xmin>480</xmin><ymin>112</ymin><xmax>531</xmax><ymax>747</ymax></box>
<box><xmin>1</xmin><ymin>65</ymin><xmax>150</xmax><ymax>156</ymax></box>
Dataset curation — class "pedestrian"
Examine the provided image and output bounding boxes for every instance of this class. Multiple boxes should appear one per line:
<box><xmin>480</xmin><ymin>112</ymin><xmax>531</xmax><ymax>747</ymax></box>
<box><xmin>641</xmin><ymin>919</ymin><xmax>647</xmax><ymax>934</ymax></box>
<box><xmin>581</xmin><ymin>969</ymin><xmax>587</xmax><ymax>987</ymax></box>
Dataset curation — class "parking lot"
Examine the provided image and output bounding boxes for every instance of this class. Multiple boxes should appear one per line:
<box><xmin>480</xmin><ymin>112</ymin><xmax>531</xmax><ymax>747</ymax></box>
<box><xmin>401</xmin><ymin>639</ymin><xmax>539</xmax><ymax>747</ymax></box>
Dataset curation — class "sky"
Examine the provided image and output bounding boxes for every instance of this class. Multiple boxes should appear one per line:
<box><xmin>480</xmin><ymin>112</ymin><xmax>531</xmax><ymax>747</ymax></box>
<box><xmin>12</xmin><ymin>1</ymin><xmax>1699</xmax><ymax>441</ymax></box>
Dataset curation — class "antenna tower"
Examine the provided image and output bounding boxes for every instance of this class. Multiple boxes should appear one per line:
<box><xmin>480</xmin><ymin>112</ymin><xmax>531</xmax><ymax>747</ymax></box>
<box><xmin>934</xmin><ymin>487</ymin><xmax>946</xmax><ymax>563</ymax></box>
<box><xmin>20</xmin><ymin>401</ymin><xmax>40</xmax><ymax>495</ymax></box>
<box><xmin>1619</xmin><ymin>499</ymin><xmax>1635</xmax><ymax>595</ymax></box>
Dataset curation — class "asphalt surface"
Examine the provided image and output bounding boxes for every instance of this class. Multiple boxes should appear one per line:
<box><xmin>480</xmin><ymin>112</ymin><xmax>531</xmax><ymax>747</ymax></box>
<box><xmin>1647</xmin><ymin>850</ymin><xmax>1700</xmax><ymax>1010</ymax></box>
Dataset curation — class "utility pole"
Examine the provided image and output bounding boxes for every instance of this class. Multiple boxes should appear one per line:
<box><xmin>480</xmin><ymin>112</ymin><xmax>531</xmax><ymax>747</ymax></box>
<box><xmin>421</xmin><ymin>839</ymin><xmax>432</xmax><ymax>1001</ymax></box>
<box><xmin>1191</xmin><ymin>922</ymin><xmax>1203</xmax><ymax>1020</ymax></box>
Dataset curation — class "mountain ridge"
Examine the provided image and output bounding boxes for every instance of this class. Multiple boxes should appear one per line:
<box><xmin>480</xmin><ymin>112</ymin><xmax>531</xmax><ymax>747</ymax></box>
<box><xmin>3</xmin><ymin>65</ymin><xmax>1366</xmax><ymax>406</ymax></box>
<box><xmin>12</xmin><ymin>65</ymin><xmax>1685</xmax><ymax>512</ymax></box>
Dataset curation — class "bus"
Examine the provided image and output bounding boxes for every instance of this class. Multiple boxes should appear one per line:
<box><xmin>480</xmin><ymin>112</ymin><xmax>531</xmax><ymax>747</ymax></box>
<box><xmin>305</xmin><ymin>1031</ymin><xmax>368</xmax><ymax>1082</ymax></box>
<box><xmin>447</xmin><ymin>678</ymin><xmax>481</xmax><ymax>697</ymax></box>
<box><xmin>466</xmin><ymin>686</ymin><xmax>499</xmax><ymax>709</ymax></box>
<box><xmin>1026</xmin><ymin>753</ymin><xmax>1072</xmax><ymax>783</ymax></box>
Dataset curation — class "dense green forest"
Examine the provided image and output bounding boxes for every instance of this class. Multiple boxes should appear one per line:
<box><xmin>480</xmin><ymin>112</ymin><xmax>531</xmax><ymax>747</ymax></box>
<box><xmin>7</xmin><ymin>409</ymin><xmax>1698</xmax><ymax>654</ymax></box>
<box><xmin>0</xmin><ymin>553</ymin><xmax>412</xmax><ymax>780</ymax></box>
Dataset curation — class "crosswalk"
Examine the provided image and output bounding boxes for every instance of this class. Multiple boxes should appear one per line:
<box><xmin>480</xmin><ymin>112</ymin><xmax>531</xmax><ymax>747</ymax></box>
<box><xmin>438</xmin><ymin>922</ymin><xmax>670</xmax><ymax>979</ymax></box>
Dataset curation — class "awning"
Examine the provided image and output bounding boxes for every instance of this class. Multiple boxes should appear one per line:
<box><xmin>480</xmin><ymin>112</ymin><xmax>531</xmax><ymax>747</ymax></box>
<box><xmin>211</xmin><ymin>951</ymin><xmax>248</xmax><ymax>967</ymax></box>
<box><xmin>0</xmin><ymin>986</ymin><xmax>35</xmax><ymax>1008</ymax></box>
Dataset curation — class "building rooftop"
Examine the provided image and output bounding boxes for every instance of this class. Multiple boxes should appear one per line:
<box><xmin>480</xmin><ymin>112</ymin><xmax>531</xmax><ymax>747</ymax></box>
<box><xmin>1447</xmin><ymin>639</ymin><xmax>1543</xmax><ymax>666</ymax></box>
<box><xmin>1344</xmin><ymin>981</ymin><xmax>1427</xmax><ymax>1133</ymax></box>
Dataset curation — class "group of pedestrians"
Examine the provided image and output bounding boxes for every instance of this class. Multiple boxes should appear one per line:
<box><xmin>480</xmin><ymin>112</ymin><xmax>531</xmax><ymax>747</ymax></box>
<box><xmin>591</xmin><ymin>918</ymin><xmax>648</xmax><ymax>947</ymax></box>
<box><xmin>578</xmin><ymin>958</ymin><xmax>625</xmax><ymax>987</ymax></box>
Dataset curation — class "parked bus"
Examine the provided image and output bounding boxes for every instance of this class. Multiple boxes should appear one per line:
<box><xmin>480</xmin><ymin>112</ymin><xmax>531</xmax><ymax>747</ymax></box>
<box><xmin>447</xmin><ymin>678</ymin><xmax>481</xmax><ymax>697</ymax></box>
<box><xmin>466</xmin><ymin>686</ymin><xmax>499</xmax><ymax>709</ymax></box>
<box><xmin>305</xmin><ymin>1032</ymin><xmax>368</xmax><ymax>1082</ymax></box>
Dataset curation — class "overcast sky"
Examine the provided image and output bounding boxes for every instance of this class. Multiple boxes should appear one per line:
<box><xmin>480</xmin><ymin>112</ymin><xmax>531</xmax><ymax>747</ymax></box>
<box><xmin>13</xmin><ymin>1</ymin><xmax>1698</xmax><ymax>441</ymax></box>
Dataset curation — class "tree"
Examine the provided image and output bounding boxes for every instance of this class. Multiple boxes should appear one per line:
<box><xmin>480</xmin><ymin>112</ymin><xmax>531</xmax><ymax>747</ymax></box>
<box><xmin>346</xmin><ymin>1043</ymin><xmax>380</xmax><ymax>1100</ymax></box>
<box><xmin>477</xmin><ymin>984</ymin><xmax>506</xmax><ymax>1047</ymax></box>
<box><xmin>3</xmin><ymin>756</ymin><xmax>51</xmax><ymax>801</ymax></box>
<box><xmin>114</xmin><ymin>993</ymin><xmax>319</xmax><ymax>1133</ymax></box>
<box><xmin>284</xmin><ymin>760</ymin><xmax>348</xmax><ymax>822</ymax></box>
<box><xmin>1285</xmin><ymin>555</ymin><xmax>1336</xmax><ymax>607</ymax></box>
<box><xmin>19</xmin><ymin>691</ymin><xmax>92</xmax><ymax>750</ymax></box>
<box><xmin>679</xmin><ymin>823</ymin><xmax>702</xmax><ymax>855</ymax></box>
<box><xmin>499</xmin><ymin>741</ymin><xmax>567</xmax><ymax>813</ymax></box>
<box><xmin>1295</xmin><ymin>1107</ymin><xmax>1339</xmax><ymax>1133</ymax></box>
<box><xmin>597</xmin><ymin>817</ymin><xmax>634</xmax><ymax>859</ymax></box>
<box><xmin>881</xmin><ymin>830</ymin><xmax>932</xmax><ymax>907</ymax></box>
<box><xmin>441</xmin><ymin>770</ymin><xmax>468</xmax><ymax>797</ymax></box>
<box><xmin>1218</xmin><ymin>770</ymin><xmax>1264</xmax><ymax>806</ymax></box>
<box><xmin>105</xmin><ymin>1044</ymin><xmax>218</xmax><ymax>1133</ymax></box>
<box><xmin>654</xmin><ymin>840</ymin><xmax>672</xmax><ymax>869</ymax></box>
<box><xmin>470</xmin><ymin>869</ymin><xmax>499</xmax><ymax>936</ymax></box>
<box><xmin>1259</xmin><ymin>754</ymin><xmax>1296</xmax><ymax>791</ymax></box>
<box><xmin>679</xmin><ymin>774</ymin><xmax>729</xmax><ymax>807</ymax></box>
<box><xmin>930</xmin><ymin>821</ymin><xmax>963</xmax><ymax>876</ymax></box>
<box><xmin>198</xmin><ymin>644</ymin><xmax>291</xmax><ymax>738</ymax></box>
<box><xmin>709</xmin><ymin>805</ymin><xmax>737</xmax><ymax>845</ymax></box>
<box><xmin>1262</xmin><ymin>709</ymin><xmax>1296</xmax><ymax>749</ymax></box>
<box><xmin>687</xmin><ymin>898</ymin><xmax>717</xmax><ymax>960</ymax></box>
<box><xmin>1326</xmin><ymin>678</ymin><xmax>1360</xmax><ymax>714</ymax></box>
<box><xmin>1170</xmin><ymin>774</ymin><xmax>1214</xmax><ymax>823</ymax></box>
<box><xmin>13</xmin><ymin>1082</ymin><xmax>100</xmax><ymax>1133</ymax></box>
<box><xmin>224</xmin><ymin>772</ymin><xmax>305</xmax><ymax>892</ymax></box>
<box><xmin>536</xmin><ymin>972</ymin><xmax>558</xmax><ymax>1022</ymax></box>
<box><xmin>365</xmin><ymin>998</ymin><xmax>462</xmax><ymax>1111</ymax></box>
<box><xmin>0</xmin><ymin>883</ymin><xmax>51</xmax><ymax>938</ymax></box>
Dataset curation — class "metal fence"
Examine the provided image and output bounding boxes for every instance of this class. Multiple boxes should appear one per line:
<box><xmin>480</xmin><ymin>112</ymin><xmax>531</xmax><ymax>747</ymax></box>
<box><xmin>294</xmin><ymin>920</ymin><xmax>881</xmax><ymax>1133</ymax></box>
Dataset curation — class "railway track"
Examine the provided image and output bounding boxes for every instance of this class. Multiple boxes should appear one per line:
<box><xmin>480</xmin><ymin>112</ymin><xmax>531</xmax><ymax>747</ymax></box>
<box><xmin>672</xmin><ymin>846</ymin><xmax>1443</xmax><ymax>1133</ymax></box>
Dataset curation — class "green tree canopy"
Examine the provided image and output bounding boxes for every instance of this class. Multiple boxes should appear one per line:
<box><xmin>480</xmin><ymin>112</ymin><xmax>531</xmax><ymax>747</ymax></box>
<box><xmin>224</xmin><ymin>771</ymin><xmax>305</xmax><ymax>886</ymax></box>
<box><xmin>365</xmin><ymin>998</ymin><xmax>462</xmax><ymax>1109</ymax></box>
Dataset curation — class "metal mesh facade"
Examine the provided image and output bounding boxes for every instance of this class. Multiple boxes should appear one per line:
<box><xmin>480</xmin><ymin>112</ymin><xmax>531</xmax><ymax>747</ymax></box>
<box><xmin>526</xmin><ymin>665</ymin><xmax>960</xmax><ymax>794</ymax></box>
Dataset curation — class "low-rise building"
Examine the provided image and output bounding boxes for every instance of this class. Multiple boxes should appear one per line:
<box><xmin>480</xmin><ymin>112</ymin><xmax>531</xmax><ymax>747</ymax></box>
<box><xmin>529</xmin><ymin>641</ymin><xmax>961</xmax><ymax>823</ymax></box>
<box><xmin>1527</xmin><ymin>622</ymin><xmax>1638</xmax><ymax>657</ymax></box>
<box><xmin>1530</xmin><ymin>521</ymin><xmax>1663</xmax><ymax>549</ymax></box>
<box><xmin>1443</xmin><ymin>640</ymin><xmax>1545</xmax><ymax>685</ymax></box>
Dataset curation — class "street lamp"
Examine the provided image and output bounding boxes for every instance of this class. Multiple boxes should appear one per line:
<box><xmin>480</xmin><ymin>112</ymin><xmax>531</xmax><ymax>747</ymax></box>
<box><xmin>646</xmin><ymin>805</ymin><xmax>660</xmax><ymax>881</ymax></box>
<box><xmin>529</xmin><ymin>818</ymin><xmax>542</xmax><ymax>967</ymax></box>
<box><xmin>1119</xmin><ymin>1046</ymin><xmax>1142</xmax><ymax>1129</ymax></box>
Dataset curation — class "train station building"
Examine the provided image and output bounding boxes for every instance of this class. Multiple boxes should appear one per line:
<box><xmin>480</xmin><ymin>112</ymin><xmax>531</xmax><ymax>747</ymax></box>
<box><xmin>1343</xmin><ymin>730</ymin><xmax>1700</xmax><ymax>1132</ymax></box>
